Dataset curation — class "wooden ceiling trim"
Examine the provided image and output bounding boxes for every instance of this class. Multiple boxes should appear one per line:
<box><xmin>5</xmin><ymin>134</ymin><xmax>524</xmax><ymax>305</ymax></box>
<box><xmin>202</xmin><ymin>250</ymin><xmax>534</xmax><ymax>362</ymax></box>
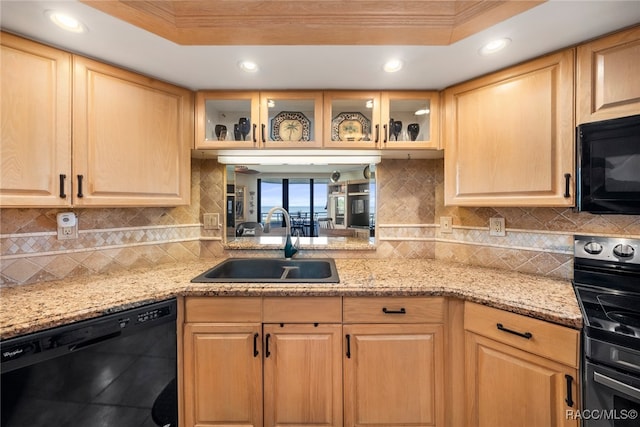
<box><xmin>80</xmin><ymin>0</ymin><xmax>545</xmax><ymax>46</ymax></box>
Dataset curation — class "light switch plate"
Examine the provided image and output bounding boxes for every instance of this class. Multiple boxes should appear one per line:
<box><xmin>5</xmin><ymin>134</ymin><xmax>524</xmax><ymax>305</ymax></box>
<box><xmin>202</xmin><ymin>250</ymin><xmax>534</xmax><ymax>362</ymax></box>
<box><xmin>489</xmin><ymin>217</ymin><xmax>506</xmax><ymax>237</ymax></box>
<box><xmin>203</xmin><ymin>213</ymin><xmax>220</xmax><ymax>230</ymax></box>
<box><xmin>440</xmin><ymin>216</ymin><xmax>453</xmax><ymax>234</ymax></box>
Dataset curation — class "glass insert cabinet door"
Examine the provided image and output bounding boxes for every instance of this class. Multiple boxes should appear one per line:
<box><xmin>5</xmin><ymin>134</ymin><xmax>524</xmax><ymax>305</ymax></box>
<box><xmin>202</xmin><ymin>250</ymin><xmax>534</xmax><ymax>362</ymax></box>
<box><xmin>324</xmin><ymin>91</ymin><xmax>381</xmax><ymax>148</ymax></box>
<box><xmin>195</xmin><ymin>91</ymin><xmax>260</xmax><ymax>149</ymax></box>
<box><xmin>380</xmin><ymin>91</ymin><xmax>440</xmax><ymax>149</ymax></box>
<box><xmin>260</xmin><ymin>91</ymin><xmax>323</xmax><ymax>148</ymax></box>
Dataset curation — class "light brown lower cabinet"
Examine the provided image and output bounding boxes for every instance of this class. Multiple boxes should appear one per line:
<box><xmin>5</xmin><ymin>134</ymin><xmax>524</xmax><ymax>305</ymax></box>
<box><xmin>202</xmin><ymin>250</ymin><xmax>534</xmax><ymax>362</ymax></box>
<box><xmin>263</xmin><ymin>323</ymin><xmax>343</xmax><ymax>427</ymax></box>
<box><xmin>183</xmin><ymin>322</ymin><xmax>263</xmax><ymax>427</ymax></box>
<box><xmin>182</xmin><ymin>297</ymin><xmax>579</xmax><ymax>427</ymax></box>
<box><xmin>343</xmin><ymin>323</ymin><xmax>445</xmax><ymax>427</ymax></box>
<box><xmin>464</xmin><ymin>302</ymin><xmax>580</xmax><ymax>427</ymax></box>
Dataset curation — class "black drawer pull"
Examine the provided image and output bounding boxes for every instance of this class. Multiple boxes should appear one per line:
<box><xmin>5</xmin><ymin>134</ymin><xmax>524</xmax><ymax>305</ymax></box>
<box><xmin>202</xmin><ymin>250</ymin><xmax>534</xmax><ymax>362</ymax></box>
<box><xmin>253</xmin><ymin>333</ymin><xmax>259</xmax><ymax>357</ymax></box>
<box><xmin>76</xmin><ymin>174</ymin><xmax>84</xmax><ymax>198</ymax></box>
<box><xmin>261</xmin><ymin>123</ymin><xmax>266</xmax><ymax>143</ymax></box>
<box><xmin>496</xmin><ymin>323</ymin><xmax>532</xmax><ymax>339</ymax></box>
<box><xmin>374</xmin><ymin>124</ymin><xmax>380</xmax><ymax>143</ymax></box>
<box><xmin>383</xmin><ymin>124</ymin><xmax>388</xmax><ymax>143</ymax></box>
<box><xmin>564</xmin><ymin>173</ymin><xmax>571</xmax><ymax>198</ymax></box>
<box><xmin>265</xmin><ymin>333</ymin><xmax>271</xmax><ymax>358</ymax></box>
<box><xmin>345</xmin><ymin>334</ymin><xmax>351</xmax><ymax>359</ymax></box>
<box><xmin>565</xmin><ymin>374</ymin><xmax>574</xmax><ymax>407</ymax></box>
<box><xmin>252</xmin><ymin>123</ymin><xmax>257</xmax><ymax>143</ymax></box>
<box><xmin>59</xmin><ymin>174</ymin><xmax>67</xmax><ymax>198</ymax></box>
<box><xmin>382</xmin><ymin>307</ymin><xmax>406</xmax><ymax>315</ymax></box>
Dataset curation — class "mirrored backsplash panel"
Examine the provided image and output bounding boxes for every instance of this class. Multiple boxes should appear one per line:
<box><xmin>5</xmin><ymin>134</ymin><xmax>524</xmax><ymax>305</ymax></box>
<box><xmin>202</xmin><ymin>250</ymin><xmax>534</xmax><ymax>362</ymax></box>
<box><xmin>225</xmin><ymin>164</ymin><xmax>376</xmax><ymax>249</ymax></box>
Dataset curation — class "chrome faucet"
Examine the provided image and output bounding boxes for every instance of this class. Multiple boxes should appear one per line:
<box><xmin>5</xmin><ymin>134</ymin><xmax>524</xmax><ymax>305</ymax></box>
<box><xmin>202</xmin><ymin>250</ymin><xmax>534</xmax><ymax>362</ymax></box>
<box><xmin>263</xmin><ymin>206</ymin><xmax>300</xmax><ymax>259</ymax></box>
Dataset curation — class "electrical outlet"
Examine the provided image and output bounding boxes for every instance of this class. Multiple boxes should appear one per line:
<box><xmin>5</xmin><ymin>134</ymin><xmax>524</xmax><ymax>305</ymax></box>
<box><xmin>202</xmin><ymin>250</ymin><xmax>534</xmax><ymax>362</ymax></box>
<box><xmin>489</xmin><ymin>217</ymin><xmax>506</xmax><ymax>237</ymax></box>
<box><xmin>57</xmin><ymin>212</ymin><xmax>78</xmax><ymax>240</ymax></box>
<box><xmin>203</xmin><ymin>213</ymin><xmax>220</xmax><ymax>230</ymax></box>
<box><xmin>440</xmin><ymin>216</ymin><xmax>453</xmax><ymax>234</ymax></box>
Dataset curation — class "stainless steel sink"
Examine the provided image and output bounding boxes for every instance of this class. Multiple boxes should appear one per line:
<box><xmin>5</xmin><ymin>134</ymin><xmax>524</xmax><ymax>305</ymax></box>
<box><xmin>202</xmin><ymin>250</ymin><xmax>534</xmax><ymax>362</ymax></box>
<box><xmin>191</xmin><ymin>258</ymin><xmax>340</xmax><ymax>283</ymax></box>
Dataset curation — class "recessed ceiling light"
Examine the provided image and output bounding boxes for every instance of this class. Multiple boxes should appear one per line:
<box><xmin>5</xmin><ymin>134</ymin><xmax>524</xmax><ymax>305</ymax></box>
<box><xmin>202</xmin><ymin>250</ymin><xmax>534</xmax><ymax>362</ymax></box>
<box><xmin>383</xmin><ymin>59</ymin><xmax>403</xmax><ymax>73</ymax></box>
<box><xmin>238</xmin><ymin>61</ymin><xmax>259</xmax><ymax>73</ymax></box>
<box><xmin>414</xmin><ymin>108</ymin><xmax>430</xmax><ymax>115</ymax></box>
<box><xmin>479</xmin><ymin>38</ymin><xmax>511</xmax><ymax>56</ymax></box>
<box><xmin>46</xmin><ymin>10</ymin><xmax>86</xmax><ymax>33</ymax></box>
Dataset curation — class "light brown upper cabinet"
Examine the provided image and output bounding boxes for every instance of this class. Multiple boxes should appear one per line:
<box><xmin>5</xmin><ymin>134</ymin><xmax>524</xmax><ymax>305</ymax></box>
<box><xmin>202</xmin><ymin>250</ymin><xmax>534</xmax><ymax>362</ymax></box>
<box><xmin>444</xmin><ymin>49</ymin><xmax>575</xmax><ymax>207</ymax></box>
<box><xmin>73</xmin><ymin>56</ymin><xmax>193</xmax><ymax>206</ymax></box>
<box><xmin>577</xmin><ymin>25</ymin><xmax>640</xmax><ymax>124</ymax></box>
<box><xmin>1</xmin><ymin>33</ymin><xmax>192</xmax><ymax>208</ymax></box>
<box><xmin>1</xmin><ymin>32</ymin><xmax>72</xmax><ymax>207</ymax></box>
<box><xmin>323</xmin><ymin>91</ymin><xmax>381</xmax><ymax>149</ymax></box>
<box><xmin>195</xmin><ymin>91</ymin><xmax>323</xmax><ymax>149</ymax></box>
<box><xmin>380</xmin><ymin>91</ymin><xmax>441</xmax><ymax>150</ymax></box>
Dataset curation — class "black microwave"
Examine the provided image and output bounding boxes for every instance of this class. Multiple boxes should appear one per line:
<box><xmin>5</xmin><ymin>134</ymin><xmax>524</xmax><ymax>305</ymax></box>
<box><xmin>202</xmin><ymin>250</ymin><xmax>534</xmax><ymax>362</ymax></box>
<box><xmin>576</xmin><ymin>114</ymin><xmax>640</xmax><ymax>214</ymax></box>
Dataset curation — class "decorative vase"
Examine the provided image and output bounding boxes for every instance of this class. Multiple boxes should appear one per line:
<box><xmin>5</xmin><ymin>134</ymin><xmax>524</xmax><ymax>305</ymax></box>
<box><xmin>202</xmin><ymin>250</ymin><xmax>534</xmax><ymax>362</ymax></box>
<box><xmin>408</xmin><ymin>123</ymin><xmax>420</xmax><ymax>141</ymax></box>
<box><xmin>392</xmin><ymin>120</ymin><xmax>403</xmax><ymax>141</ymax></box>
<box><xmin>214</xmin><ymin>124</ymin><xmax>227</xmax><ymax>140</ymax></box>
<box><xmin>238</xmin><ymin>117</ymin><xmax>251</xmax><ymax>141</ymax></box>
<box><xmin>233</xmin><ymin>124</ymin><xmax>241</xmax><ymax>141</ymax></box>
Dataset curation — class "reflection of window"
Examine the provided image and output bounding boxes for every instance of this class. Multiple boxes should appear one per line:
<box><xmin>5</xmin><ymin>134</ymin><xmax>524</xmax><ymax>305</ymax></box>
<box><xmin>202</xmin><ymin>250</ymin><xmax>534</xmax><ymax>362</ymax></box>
<box><xmin>258</xmin><ymin>178</ymin><xmax>329</xmax><ymax>236</ymax></box>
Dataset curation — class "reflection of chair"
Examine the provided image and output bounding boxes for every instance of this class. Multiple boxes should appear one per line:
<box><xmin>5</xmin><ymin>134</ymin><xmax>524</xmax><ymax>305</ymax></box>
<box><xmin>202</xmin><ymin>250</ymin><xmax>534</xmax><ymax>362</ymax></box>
<box><xmin>317</xmin><ymin>218</ymin><xmax>334</xmax><ymax>229</ymax></box>
<box><xmin>291</xmin><ymin>218</ymin><xmax>305</xmax><ymax>237</ymax></box>
<box><xmin>236</xmin><ymin>222</ymin><xmax>263</xmax><ymax>237</ymax></box>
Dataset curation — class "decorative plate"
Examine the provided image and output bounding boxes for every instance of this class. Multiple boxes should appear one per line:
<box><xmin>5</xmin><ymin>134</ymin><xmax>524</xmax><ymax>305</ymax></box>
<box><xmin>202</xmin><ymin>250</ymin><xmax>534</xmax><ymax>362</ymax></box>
<box><xmin>331</xmin><ymin>112</ymin><xmax>371</xmax><ymax>141</ymax></box>
<box><xmin>271</xmin><ymin>111</ymin><xmax>311</xmax><ymax>141</ymax></box>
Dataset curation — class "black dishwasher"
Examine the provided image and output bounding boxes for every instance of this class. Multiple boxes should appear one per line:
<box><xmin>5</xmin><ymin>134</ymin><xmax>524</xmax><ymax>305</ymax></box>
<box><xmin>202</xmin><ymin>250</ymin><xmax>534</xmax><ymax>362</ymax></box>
<box><xmin>1</xmin><ymin>298</ymin><xmax>177</xmax><ymax>427</ymax></box>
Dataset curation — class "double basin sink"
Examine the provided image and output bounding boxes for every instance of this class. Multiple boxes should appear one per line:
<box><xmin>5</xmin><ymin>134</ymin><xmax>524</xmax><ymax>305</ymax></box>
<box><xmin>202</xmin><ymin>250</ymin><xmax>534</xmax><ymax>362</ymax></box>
<box><xmin>191</xmin><ymin>258</ymin><xmax>340</xmax><ymax>283</ymax></box>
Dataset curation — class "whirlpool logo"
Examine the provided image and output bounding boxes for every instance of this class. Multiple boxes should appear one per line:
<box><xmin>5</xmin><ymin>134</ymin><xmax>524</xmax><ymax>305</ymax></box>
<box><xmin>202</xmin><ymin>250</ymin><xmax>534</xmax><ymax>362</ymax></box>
<box><xmin>2</xmin><ymin>347</ymin><xmax>24</xmax><ymax>359</ymax></box>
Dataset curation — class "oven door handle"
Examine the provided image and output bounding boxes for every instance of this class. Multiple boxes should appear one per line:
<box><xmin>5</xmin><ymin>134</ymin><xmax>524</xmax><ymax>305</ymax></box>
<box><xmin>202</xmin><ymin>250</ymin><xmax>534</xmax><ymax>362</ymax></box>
<box><xmin>594</xmin><ymin>371</ymin><xmax>640</xmax><ymax>400</ymax></box>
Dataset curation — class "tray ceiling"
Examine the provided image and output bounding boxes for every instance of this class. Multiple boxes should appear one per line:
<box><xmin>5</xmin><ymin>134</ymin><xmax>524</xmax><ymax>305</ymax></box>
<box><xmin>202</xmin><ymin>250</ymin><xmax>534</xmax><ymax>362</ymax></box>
<box><xmin>80</xmin><ymin>0</ymin><xmax>543</xmax><ymax>45</ymax></box>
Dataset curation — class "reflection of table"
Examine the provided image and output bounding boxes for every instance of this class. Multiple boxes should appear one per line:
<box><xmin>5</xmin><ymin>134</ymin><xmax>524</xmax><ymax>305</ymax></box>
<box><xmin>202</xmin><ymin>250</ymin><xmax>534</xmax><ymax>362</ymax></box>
<box><xmin>291</xmin><ymin>219</ymin><xmax>306</xmax><ymax>236</ymax></box>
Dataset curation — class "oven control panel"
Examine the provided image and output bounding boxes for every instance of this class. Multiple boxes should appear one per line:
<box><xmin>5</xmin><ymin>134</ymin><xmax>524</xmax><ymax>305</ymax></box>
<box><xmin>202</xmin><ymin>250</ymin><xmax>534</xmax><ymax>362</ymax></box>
<box><xmin>575</xmin><ymin>235</ymin><xmax>639</xmax><ymax>264</ymax></box>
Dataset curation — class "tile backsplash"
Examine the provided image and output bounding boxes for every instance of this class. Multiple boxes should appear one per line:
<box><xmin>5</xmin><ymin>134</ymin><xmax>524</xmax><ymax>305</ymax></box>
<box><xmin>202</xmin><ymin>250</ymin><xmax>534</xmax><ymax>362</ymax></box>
<box><xmin>2</xmin><ymin>158</ymin><xmax>639</xmax><ymax>286</ymax></box>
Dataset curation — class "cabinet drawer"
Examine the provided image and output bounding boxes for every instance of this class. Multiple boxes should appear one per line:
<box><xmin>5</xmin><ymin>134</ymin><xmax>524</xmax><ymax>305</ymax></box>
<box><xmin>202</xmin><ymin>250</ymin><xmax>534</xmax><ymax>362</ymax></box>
<box><xmin>263</xmin><ymin>297</ymin><xmax>342</xmax><ymax>323</ymax></box>
<box><xmin>185</xmin><ymin>297</ymin><xmax>262</xmax><ymax>322</ymax></box>
<box><xmin>464</xmin><ymin>302</ymin><xmax>579</xmax><ymax>367</ymax></box>
<box><xmin>343</xmin><ymin>297</ymin><xmax>445</xmax><ymax>323</ymax></box>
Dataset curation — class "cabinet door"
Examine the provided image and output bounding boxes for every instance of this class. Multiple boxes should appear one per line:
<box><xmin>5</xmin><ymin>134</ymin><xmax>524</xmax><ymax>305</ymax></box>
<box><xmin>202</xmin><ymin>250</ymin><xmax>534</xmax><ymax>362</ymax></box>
<box><xmin>73</xmin><ymin>56</ymin><xmax>192</xmax><ymax>206</ymax></box>
<box><xmin>465</xmin><ymin>332</ymin><xmax>579</xmax><ymax>427</ymax></box>
<box><xmin>1</xmin><ymin>32</ymin><xmax>72</xmax><ymax>207</ymax></box>
<box><xmin>183</xmin><ymin>323</ymin><xmax>262</xmax><ymax>427</ymax></box>
<box><xmin>260</xmin><ymin>91</ymin><xmax>323</xmax><ymax>148</ymax></box>
<box><xmin>343</xmin><ymin>324</ymin><xmax>445</xmax><ymax>427</ymax></box>
<box><xmin>195</xmin><ymin>91</ymin><xmax>260</xmax><ymax>149</ymax></box>
<box><xmin>263</xmin><ymin>323</ymin><xmax>343</xmax><ymax>427</ymax></box>
<box><xmin>444</xmin><ymin>49</ymin><xmax>575</xmax><ymax>207</ymax></box>
<box><xmin>577</xmin><ymin>25</ymin><xmax>640</xmax><ymax>124</ymax></box>
<box><xmin>324</xmin><ymin>91</ymin><xmax>381</xmax><ymax>148</ymax></box>
<box><xmin>380</xmin><ymin>91</ymin><xmax>440</xmax><ymax>149</ymax></box>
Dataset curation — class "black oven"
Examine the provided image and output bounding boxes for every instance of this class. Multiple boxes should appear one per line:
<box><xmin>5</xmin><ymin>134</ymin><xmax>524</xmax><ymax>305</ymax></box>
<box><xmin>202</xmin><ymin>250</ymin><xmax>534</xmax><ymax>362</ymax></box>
<box><xmin>1</xmin><ymin>299</ymin><xmax>177</xmax><ymax>427</ymax></box>
<box><xmin>576</xmin><ymin>114</ymin><xmax>640</xmax><ymax>214</ymax></box>
<box><xmin>573</xmin><ymin>235</ymin><xmax>640</xmax><ymax>426</ymax></box>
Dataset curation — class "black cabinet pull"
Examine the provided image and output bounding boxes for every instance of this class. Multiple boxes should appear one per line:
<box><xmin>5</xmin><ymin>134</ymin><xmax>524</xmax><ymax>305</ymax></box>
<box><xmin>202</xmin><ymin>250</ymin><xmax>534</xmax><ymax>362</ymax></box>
<box><xmin>261</xmin><ymin>123</ymin><xmax>266</xmax><ymax>143</ymax></box>
<box><xmin>252</xmin><ymin>123</ymin><xmax>257</xmax><ymax>143</ymax></box>
<box><xmin>382</xmin><ymin>307</ymin><xmax>406</xmax><ymax>315</ymax></box>
<box><xmin>496</xmin><ymin>323</ymin><xmax>532</xmax><ymax>339</ymax></box>
<box><xmin>565</xmin><ymin>374</ymin><xmax>574</xmax><ymax>407</ymax></box>
<box><xmin>345</xmin><ymin>334</ymin><xmax>351</xmax><ymax>359</ymax></box>
<box><xmin>76</xmin><ymin>175</ymin><xmax>84</xmax><ymax>198</ymax></box>
<box><xmin>564</xmin><ymin>173</ymin><xmax>571</xmax><ymax>198</ymax></box>
<box><xmin>253</xmin><ymin>333</ymin><xmax>259</xmax><ymax>357</ymax></box>
<box><xmin>59</xmin><ymin>174</ymin><xmax>67</xmax><ymax>199</ymax></box>
<box><xmin>374</xmin><ymin>124</ymin><xmax>380</xmax><ymax>143</ymax></box>
<box><xmin>383</xmin><ymin>124</ymin><xmax>388</xmax><ymax>143</ymax></box>
<box><xmin>265</xmin><ymin>333</ymin><xmax>271</xmax><ymax>358</ymax></box>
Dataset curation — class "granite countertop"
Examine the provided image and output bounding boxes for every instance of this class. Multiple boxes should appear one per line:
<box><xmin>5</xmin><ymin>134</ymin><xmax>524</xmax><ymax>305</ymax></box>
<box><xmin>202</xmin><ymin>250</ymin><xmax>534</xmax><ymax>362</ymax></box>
<box><xmin>0</xmin><ymin>258</ymin><xmax>582</xmax><ymax>340</ymax></box>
